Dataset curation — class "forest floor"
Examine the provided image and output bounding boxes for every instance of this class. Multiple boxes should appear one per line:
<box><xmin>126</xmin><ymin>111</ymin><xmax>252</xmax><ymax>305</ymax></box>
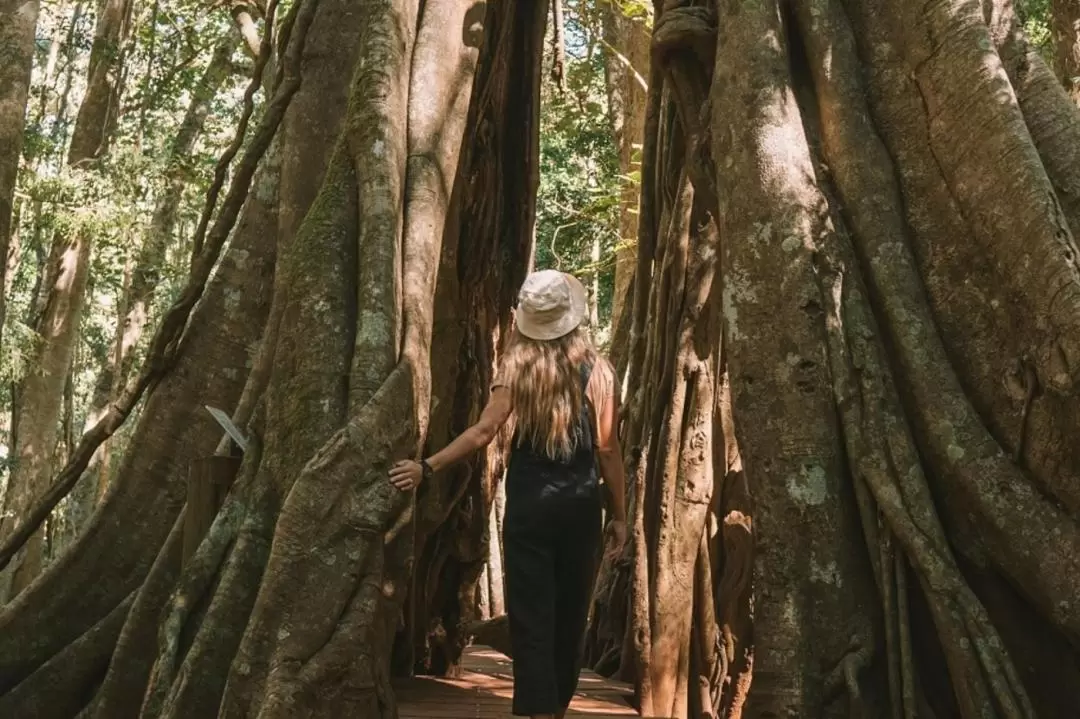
<box><xmin>395</xmin><ymin>646</ymin><xmax>638</xmax><ymax>718</ymax></box>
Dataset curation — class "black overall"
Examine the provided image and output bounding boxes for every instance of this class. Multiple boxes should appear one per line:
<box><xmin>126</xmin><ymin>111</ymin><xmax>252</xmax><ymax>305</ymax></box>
<box><xmin>503</xmin><ymin>363</ymin><xmax>603</xmax><ymax>716</ymax></box>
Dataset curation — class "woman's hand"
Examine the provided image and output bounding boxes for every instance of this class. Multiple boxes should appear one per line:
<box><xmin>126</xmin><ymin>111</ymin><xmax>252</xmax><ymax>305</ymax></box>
<box><xmin>389</xmin><ymin>460</ymin><xmax>423</xmax><ymax>491</ymax></box>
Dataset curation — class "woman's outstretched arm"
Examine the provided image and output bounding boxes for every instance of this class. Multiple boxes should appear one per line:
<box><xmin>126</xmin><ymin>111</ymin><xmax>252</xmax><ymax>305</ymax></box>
<box><xmin>388</xmin><ymin>386</ymin><xmax>512</xmax><ymax>490</ymax></box>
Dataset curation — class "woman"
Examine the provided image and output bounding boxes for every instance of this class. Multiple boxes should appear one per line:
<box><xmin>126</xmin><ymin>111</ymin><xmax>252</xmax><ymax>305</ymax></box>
<box><xmin>389</xmin><ymin>269</ymin><xmax>628</xmax><ymax>719</ymax></box>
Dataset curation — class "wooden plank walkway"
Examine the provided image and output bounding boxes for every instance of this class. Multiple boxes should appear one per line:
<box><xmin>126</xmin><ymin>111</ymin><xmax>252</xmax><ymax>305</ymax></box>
<box><xmin>395</xmin><ymin>646</ymin><xmax>639</xmax><ymax>718</ymax></box>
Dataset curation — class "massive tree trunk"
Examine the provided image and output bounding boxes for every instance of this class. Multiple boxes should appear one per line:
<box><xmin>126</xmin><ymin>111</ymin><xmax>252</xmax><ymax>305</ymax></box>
<box><xmin>0</xmin><ymin>0</ymin><xmax>136</xmax><ymax>597</ymax></box>
<box><xmin>0</xmin><ymin>0</ymin><xmax>39</xmax><ymax>353</ymax></box>
<box><xmin>0</xmin><ymin>6</ymin><xmax>297</xmax><ymax>715</ymax></box>
<box><xmin>0</xmin><ymin>1</ymin><xmax>540</xmax><ymax>717</ymax></box>
<box><xmin>601</xmin><ymin>1</ymin><xmax>649</xmax><ymax>368</ymax></box>
<box><xmin>0</xmin><ymin>144</ymin><xmax>279</xmax><ymax>719</ymax></box>
<box><xmin>588</xmin><ymin>0</ymin><xmax>1080</xmax><ymax>717</ymax></box>
<box><xmin>139</xmin><ymin>2</ymin><xmax>544</xmax><ymax>713</ymax></box>
<box><xmin>399</xmin><ymin>0</ymin><xmax>545</xmax><ymax>678</ymax></box>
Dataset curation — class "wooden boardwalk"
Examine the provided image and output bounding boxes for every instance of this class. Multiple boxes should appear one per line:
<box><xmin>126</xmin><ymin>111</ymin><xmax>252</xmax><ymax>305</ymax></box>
<box><xmin>395</xmin><ymin>646</ymin><xmax>638</xmax><ymax>718</ymax></box>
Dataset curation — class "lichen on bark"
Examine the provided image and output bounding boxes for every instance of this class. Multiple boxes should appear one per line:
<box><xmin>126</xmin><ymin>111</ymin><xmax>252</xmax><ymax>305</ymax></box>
<box><xmin>586</xmin><ymin>0</ymin><xmax>1080</xmax><ymax>716</ymax></box>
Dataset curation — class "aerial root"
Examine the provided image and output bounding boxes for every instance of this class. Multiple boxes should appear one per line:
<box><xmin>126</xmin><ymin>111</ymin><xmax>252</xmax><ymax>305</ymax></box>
<box><xmin>814</xmin><ymin>238</ymin><xmax>1036</xmax><ymax>717</ymax></box>
<box><xmin>146</xmin><ymin>490</ymin><xmax>245</xmax><ymax>707</ymax></box>
<box><xmin>824</xmin><ymin>633</ymin><xmax>874</xmax><ymax>716</ymax></box>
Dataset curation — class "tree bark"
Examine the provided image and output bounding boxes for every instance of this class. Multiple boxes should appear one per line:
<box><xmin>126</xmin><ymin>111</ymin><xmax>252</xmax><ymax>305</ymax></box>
<box><xmin>0</xmin><ymin>0</ymin><xmax>39</xmax><ymax>353</ymax></box>
<box><xmin>402</xmin><ymin>0</ymin><xmax>545</xmax><ymax>677</ymax></box>
<box><xmin>587</xmin><ymin>0</ymin><xmax>1080</xmax><ymax>716</ymax></box>
<box><xmin>1052</xmin><ymin>0</ymin><xmax>1080</xmax><ymax>102</ymax></box>
<box><xmin>132</xmin><ymin>3</ymin><xmax>362</xmax><ymax>715</ymax></box>
<box><xmin>601</xmin><ymin>2</ymin><xmax>649</xmax><ymax>368</ymax></box>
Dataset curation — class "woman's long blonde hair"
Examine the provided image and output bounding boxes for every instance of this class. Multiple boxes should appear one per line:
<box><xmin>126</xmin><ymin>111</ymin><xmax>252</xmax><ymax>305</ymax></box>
<box><xmin>498</xmin><ymin>326</ymin><xmax>595</xmax><ymax>460</ymax></box>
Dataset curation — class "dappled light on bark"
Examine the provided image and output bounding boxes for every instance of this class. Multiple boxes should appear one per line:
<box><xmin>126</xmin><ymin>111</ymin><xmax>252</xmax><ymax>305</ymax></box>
<box><xmin>585</xmin><ymin>0</ymin><xmax>1080</xmax><ymax>717</ymax></box>
<box><xmin>5</xmin><ymin>0</ymin><xmax>1080</xmax><ymax>717</ymax></box>
<box><xmin>0</xmin><ymin>0</ymin><xmax>545</xmax><ymax>716</ymax></box>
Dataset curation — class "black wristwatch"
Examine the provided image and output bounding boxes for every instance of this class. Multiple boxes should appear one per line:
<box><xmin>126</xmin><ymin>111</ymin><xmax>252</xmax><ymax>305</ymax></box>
<box><xmin>419</xmin><ymin>458</ymin><xmax>434</xmax><ymax>482</ymax></box>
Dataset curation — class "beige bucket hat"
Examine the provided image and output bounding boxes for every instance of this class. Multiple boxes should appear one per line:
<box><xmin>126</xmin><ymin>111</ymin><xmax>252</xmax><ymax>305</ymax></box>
<box><xmin>514</xmin><ymin>269</ymin><xmax>588</xmax><ymax>341</ymax></box>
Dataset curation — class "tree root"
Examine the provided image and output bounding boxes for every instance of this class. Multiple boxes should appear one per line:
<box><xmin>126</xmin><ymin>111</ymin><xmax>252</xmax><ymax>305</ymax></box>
<box><xmin>795</xmin><ymin>0</ymin><xmax>1080</xmax><ymax>714</ymax></box>
<box><xmin>141</xmin><ymin>455</ymin><xmax>253</xmax><ymax>717</ymax></box>
<box><xmin>0</xmin><ymin>590</ymin><xmax>134</xmax><ymax>718</ymax></box>
<box><xmin>815</xmin><ymin>222</ymin><xmax>1036</xmax><ymax>718</ymax></box>
<box><xmin>823</xmin><ymin>634</ymin><xmax>874</xmax><ymax>717</ymax></box>
<box><xmin>92</xmin><ymin>511</ymin><xmax>185</xmax><ymax>718</ymax></box>
<box><xmin>216</xmin><ymin>367</ymin><xmax>416</xmax><ymax>717</ymax></box>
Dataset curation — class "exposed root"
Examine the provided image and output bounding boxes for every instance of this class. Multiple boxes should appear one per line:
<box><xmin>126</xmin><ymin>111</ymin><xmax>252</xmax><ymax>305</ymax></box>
<box><xmin>692</xmin><ymin>526</ymin><xmax>722</xmax><ymax>718</ymax></box>
<box><xmin>141</xmin><ymin>457</ymin><xmax>251</xmax><ymax>716</ymax></box>
<box><xmin>92</xmin><ymin>511</ymin><xmax>185</xmax><ymax>718</ymax></box>
<box><xmin>815</xmin><ymin>236</ymin><xmax>1036</xmax><ymax>718</ymax></box>
<box><xmin>153</xmin><ymin>497</ymin><xmax>276</xmax><ymax>718</ymax></box>
<box><xmin>795</xmin><ymin>1</ymin><xmax>1079</xmax><ymax>715</ymax></box>
<box><xmin>216</xmin><ymin>367</ymin><xmax>416</xmax><ymax>717</ymax></box>
<box><xmin>823</xmin><ymin>633</ymin><xmax>874</xmax><ymax>717</ymax></box>
<box><xmin>0</xmin><ymin>590</ymin><xmax>134</xmax><ymax>718</ymax></box>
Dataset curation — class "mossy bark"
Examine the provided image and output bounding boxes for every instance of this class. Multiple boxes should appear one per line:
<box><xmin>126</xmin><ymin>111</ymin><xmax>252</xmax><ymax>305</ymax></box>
<box><xmin>587</xmin><ymin>0</ymin><xmax>1080</xmax><ymax>717</ymax></box>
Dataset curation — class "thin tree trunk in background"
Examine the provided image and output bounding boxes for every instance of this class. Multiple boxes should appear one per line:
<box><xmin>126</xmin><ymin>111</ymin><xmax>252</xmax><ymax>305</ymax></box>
<box><xmin>68</xmin><ymin>0</ymin><xmax>134</xmax><ymax>163</ymax></box>
<box><xmin>232</xmin><ymin>0</ymin><xmax>264</xmax><ymax>57</ymax></box>
<box><xmin>1052</xmin><ymin>0</ymin><xmax>1080</xmax><ymax>102</ymax></box>
<box><xmin>601</xmin><ymin>2</ymin><xmax>648</xmax><ymax>368</ymax></box>
<box><xmin>76</xmin><ymin>37</ymin><xmax>239</xmax><ymax>510</ymax></box>
<box><xmin>0</xmin><ymin>231</ymin><xmax>94</xmax><ymax>601</ymax></box>
<box><xmin>34</xmin><ymin>0</ymin><xmax>69</xmax><ymax>124</ymax></box>
<box><xmin>51</xmin><ymin>3</ymin><xmax>85</xmax><ymax>154</ymax></box>
<box><xmin>0</xmin><ymin>0</ymin><xmax>40</xmax><ymax>359</ymax></box>
<box><xmin>0</xmin><ymin>0</ymin><xmax>135</xmax><ymax>599</ymax></box>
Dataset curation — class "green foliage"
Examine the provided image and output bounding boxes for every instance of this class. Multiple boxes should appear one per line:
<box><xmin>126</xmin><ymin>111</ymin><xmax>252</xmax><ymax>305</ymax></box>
<box><xmin>1017</xmin><ymin>0</ymin><xmax>1053</xmax><ymax>62</ymax></box>
<box><xmin>3</xmin><ymin>0</ymin><xmax>253</xmax><ymax>456</ymax></box>
<box><xmin>535</xmin><ymin>1</ymin><xmax>625</xmax><ymax>345</ymax></box>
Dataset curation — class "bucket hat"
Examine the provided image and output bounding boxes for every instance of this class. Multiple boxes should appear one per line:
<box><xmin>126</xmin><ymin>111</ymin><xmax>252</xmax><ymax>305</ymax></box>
<box><xmin>514</xmin><ymin>269</ymin><xmax>588</xmax><ymax>341</ymax></box>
